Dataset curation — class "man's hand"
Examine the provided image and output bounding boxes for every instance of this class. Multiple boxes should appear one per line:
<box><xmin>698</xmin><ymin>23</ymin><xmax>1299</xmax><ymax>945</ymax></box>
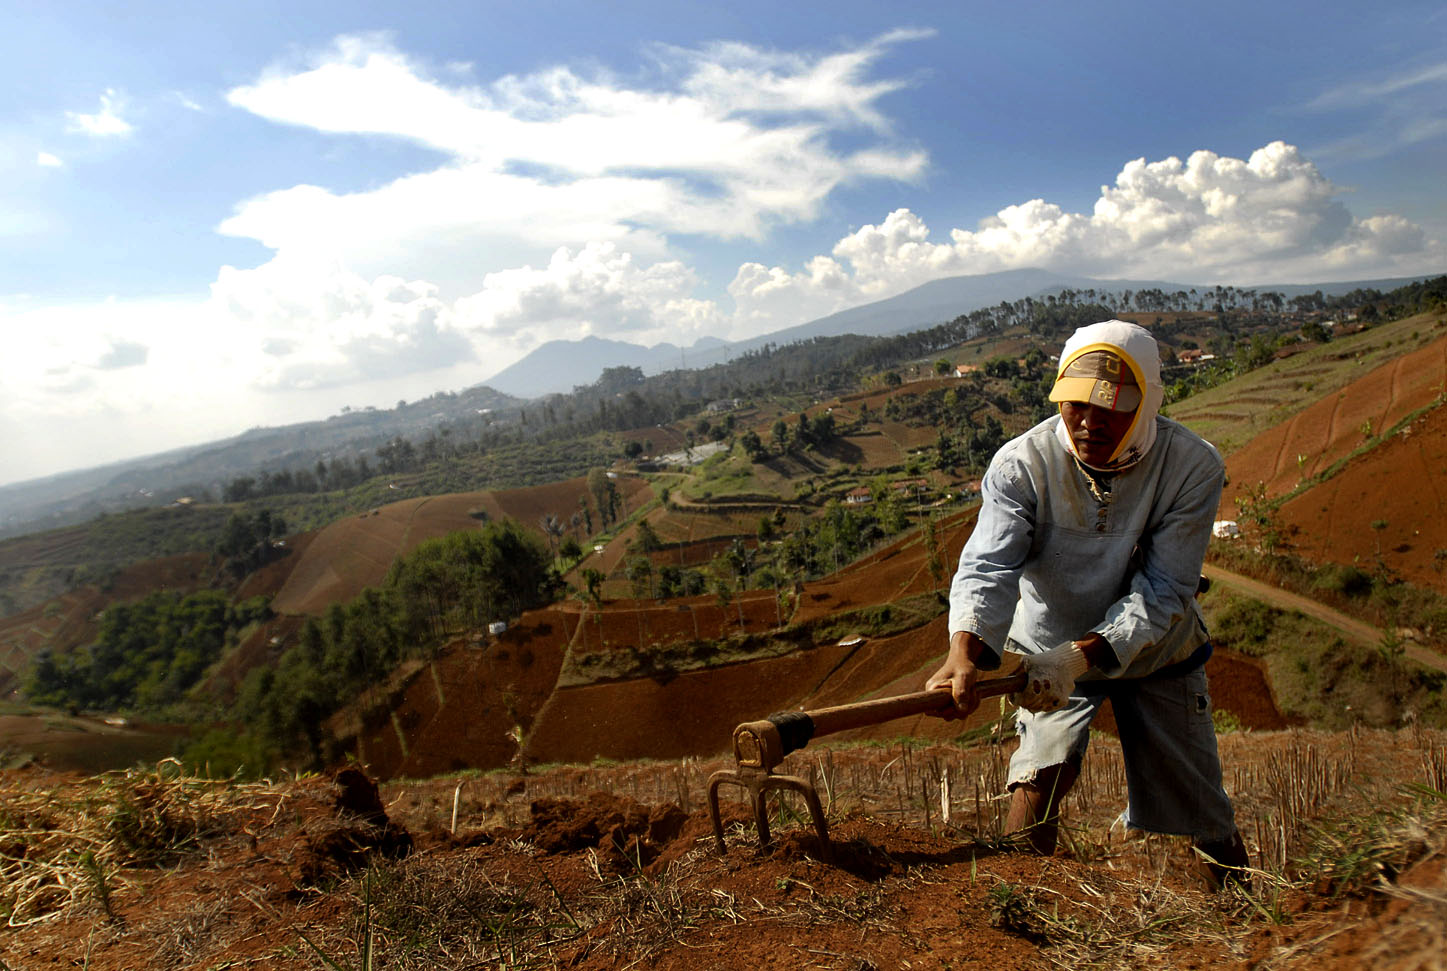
<box><xmin>1011</xmin><ymin>639</ymin><xmax>1094</xmax><ymax>712</ymax></box>
<box><xmin>926</xmin><ymin>631</ymin><xmax>988</xmax><ymax>718</ymax></box>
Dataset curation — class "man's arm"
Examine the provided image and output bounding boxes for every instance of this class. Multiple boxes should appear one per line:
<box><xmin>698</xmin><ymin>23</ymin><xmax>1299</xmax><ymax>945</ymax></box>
<box><xmin>1093</xmin><ymin>444</ymin><xmax>1223</xmax><ymax>664</ymax></box>
<box><xmin>947</xmin><ymin>458</ymin><xmax>1038</xmax><ymax>662</ymax></box>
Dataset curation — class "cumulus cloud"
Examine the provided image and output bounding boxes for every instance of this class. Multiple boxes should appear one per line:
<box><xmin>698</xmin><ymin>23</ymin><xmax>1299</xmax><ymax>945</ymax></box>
<box><xmin>455</xmin><ymin>242</ymin><xmax>724</xmax><ymax>349</ymax></box>
<box><xmin>65</xmin><ymin>89</ymin><xmax>133</xmax><ymax>137</ymax></box>
<box><xmin>204</xmin><ymin>35</ymin><xmax>1442</xmax><ymax>400</ymax></box>
<box><xmin>219</xmin><ymin>31</ymin><xmax>925</xmax><ymax>265</ymax></box>
<box><xmin>96</xmin><ymin>340</ymin><xmax>148</xmax><ymax>370</ymax></box>
<box><xmin>210</xmin><ymin>259</ymin><xmax>473</xmax><ymax>391</ymax></box>
<box><xmin>36</xmin><ymin>151</ymin><xmax>63</xmax><ymax>167</ymax></box>
<box><xmin>729</xmin><ymin>142</ymin><xmax>1444</xmax><ymax>329</ymax></box>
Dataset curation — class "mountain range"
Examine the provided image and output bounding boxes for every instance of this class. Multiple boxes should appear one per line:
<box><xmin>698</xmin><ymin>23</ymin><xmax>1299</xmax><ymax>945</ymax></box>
<box><xmin>480</xmin><ymin>268</ymin><xmax>1428</xmax><ymax>396</ymax></box>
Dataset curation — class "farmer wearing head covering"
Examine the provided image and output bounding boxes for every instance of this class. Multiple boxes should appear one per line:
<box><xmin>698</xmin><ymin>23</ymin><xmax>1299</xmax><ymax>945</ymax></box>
<box><xmin>926</xmin><ymin>319</ymin><xmax>1249</xmax><ymax>889</ymax></box>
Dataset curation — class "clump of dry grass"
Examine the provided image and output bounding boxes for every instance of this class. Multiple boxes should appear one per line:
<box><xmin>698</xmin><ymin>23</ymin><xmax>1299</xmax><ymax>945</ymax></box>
<box><xmin>301</xmin><ymin>840</ymin><xmax>727</xmax><ymax>969</ymax></box>
<box><xmin>0</xmin><ymin>758</ymin><xmax>279</xmax><ymax>927</ymax></box>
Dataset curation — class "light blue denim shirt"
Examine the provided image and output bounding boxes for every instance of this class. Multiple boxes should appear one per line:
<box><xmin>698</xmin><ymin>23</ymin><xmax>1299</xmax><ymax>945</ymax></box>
<box><xmin>948</xmin><ymin>414</ymin><xmax>1223</xmax><ymax>681</ymax></box>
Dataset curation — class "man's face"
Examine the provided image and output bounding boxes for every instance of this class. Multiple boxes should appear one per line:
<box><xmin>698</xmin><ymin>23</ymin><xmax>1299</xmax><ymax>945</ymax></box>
<box><xmin>1059</xmin><ymin>401</ymin><xmax>1137</xmax><ymax>467</ymax></box>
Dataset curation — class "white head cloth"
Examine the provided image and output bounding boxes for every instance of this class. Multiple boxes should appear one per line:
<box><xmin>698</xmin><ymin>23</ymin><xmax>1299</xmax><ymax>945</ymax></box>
<box><xmin>1051</xmin><ymin>320</ymin><xmax>1164</xmax><ymax>471</ymax></box>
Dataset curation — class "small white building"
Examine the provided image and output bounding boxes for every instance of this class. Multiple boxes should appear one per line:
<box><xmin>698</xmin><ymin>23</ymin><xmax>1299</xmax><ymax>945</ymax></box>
<box><xmin>1212</xmin><ymin>520</ymin><xmax>1241</xmax><ymax>539</ymax></box>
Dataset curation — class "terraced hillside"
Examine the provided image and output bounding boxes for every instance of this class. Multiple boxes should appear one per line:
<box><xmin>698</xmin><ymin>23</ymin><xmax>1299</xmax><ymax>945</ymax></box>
<box><xmin>1166</xmin><ymin>310</ymin><xmax>1447</xmax><ymax>456</ymax></box>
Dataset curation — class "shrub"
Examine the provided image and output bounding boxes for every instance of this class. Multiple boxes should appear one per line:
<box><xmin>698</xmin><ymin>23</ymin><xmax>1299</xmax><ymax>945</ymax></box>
<box><xmin>1312</xmin><ymin>563</ymin><xmax>1373</xmax><ymax>598</ymax></box>
<box><xmin>180</xmin><ymin>730</ymin><xmax>274</xmax><ymax>781</ymax></box>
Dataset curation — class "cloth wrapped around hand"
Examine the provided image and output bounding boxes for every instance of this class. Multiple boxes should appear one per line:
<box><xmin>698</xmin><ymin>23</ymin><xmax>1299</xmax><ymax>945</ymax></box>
<box><xmin>1011</xmin><ymin>641</ymin><xmax>1091</xmax><ymax>712</ymax></box>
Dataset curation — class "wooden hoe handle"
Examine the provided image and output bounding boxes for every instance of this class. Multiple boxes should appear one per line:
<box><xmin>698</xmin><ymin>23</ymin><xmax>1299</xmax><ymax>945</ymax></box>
<box><xmin>731</xmin><ymin>671</ymin><xmax>1027</xmax><ymax>772</ymax></box>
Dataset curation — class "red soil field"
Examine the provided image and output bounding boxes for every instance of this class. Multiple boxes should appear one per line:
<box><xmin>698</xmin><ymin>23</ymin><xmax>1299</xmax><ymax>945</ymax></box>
<box><xmin>346</xmin><ymin>608</ymin><xmax>576</xmax><ymax>778</ymax></box>
<box><xmin>1221</xmin><ymin>332</ymin><xmax>1447</xmax><ymax>511</ymax></box>
<box><xmin>350</xmin><ymin>500</ymin><xmax>1286</xmax><ymax>779</ymax></box>
<box><xmin>1278</xmin><ymin>402</ymin><xmax>1447</xmax><ymax>592</ymax></box>
<box><xmin>6</xmin><ymin>727</ymin><xmax>1441</xmax><ymax>970</ymax></box>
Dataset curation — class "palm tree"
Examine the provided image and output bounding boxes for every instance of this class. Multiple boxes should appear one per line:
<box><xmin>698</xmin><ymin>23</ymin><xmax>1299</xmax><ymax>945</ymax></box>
<box><xmin>539</xmin><ymin>513</ymin><xmax>564</xmax><ymax>559</ymax></box>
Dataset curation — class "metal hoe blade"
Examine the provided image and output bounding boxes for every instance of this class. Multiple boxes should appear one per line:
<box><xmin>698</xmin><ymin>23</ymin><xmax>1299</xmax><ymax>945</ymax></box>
<box><xmin>706</xmin><ymin>673</ymin><xmax>1024</xmax><ymax>863</ymax></box>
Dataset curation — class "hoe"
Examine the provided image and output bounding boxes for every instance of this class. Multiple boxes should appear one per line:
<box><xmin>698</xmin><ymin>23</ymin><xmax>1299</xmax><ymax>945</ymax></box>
<box><xmin>707</xmin><ymin>672</ymin><xmax>1027</xmax><ymax>863</ymax></box>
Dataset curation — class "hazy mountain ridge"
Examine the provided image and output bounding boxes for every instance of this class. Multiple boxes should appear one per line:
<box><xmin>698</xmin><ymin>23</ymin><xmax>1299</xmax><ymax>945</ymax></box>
<box><xmin>482</xmin><ymin>269</ymin><xmax>1434</xmax><ymax>396</ymax></box>
<box><xmin>0</xmin><ymin>385</ymin><xmax>523</xmax><ymax>536</ymax></box>
<box><xmin>482</xmin><ymin>335</ymin><xmax>731</xmax><ymax>397</ymax></box>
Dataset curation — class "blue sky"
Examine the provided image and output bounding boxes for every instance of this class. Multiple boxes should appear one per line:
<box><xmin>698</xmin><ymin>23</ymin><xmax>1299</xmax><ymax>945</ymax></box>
<box><xmin>2</xmin><ymin>0</ymin><xmax>1445</xmax><ymax>485</ymax></box>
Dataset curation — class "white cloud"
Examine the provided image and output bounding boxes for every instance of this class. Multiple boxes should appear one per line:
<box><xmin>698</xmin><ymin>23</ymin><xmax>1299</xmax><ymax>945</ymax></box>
<box><xmin>1304</xmin><ymin>59</ymin><xmax>1447</xmax><ymax>161</ymax></box>
<box><xmin>219</xmin><ymin>32</ymin><xmax>926</xmax><ymax>283</ymax></box>
<box><xmin>0</xmin><ymin>298</ymin><xmax>235</xmax><ymax>480</ymax></box>
<box><xmin>201</xmin><ymin>241</ymin><xmax>724</xmax><ymax>393</ymax></box>
<box><xmin>728</xmin><ymin>142</ymin><xmax>1445</xmax><ymax>328</ymax></box>
<box><xmin>205</xmin><ymin>30</ymin><xmax>928</xmax><ymax>388</ymax></box>
<box><xmin>65</xmin><ymin>89</ymin><xmax>133</xmax><ymax>137</ymax></box>
<box><xmin>36</xmin><ymin>151</ymin><xmax>63</xmax><ymax>167</ymax></box>
<box><xmin>455</xmin><ymin>242</ymin><xmax>724</xmax><ymax>349</ymax></box>
<box><xmin>210</xmin><ymin>258</ymin><xmax>473</xmax><ymax>391</ymax></box>
<box><xmin>96</xmin><ymin>340</ymin><xmax>148</xmax><ymax>370</ymax></box>
<box><xmin>1307</xmin><ymin>60</ymin><xmax>1447</xmax><ymax>109</ymax></box>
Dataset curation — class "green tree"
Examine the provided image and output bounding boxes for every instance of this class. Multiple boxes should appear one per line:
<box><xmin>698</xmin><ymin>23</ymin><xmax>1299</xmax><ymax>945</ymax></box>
<box><xmin>1234</xmin><ymin>482</ymin><xmax>1282</xmax><ymax>553</ymax></box>
<box><xmin>770</xmin><ymin>419</ymin><xmax>789</xmax><ymax>452</ymax></box>
<box><xmin>758</xmin><ymin>516</ymin><xmax>777</xmax><ymax>542</ymax></box>
<box><xmin>633</xmin><ymin>518</ymin><xmax>663</xmax><ymax>552</ymax></box>
<box><xmin>739</xmin><ymin>429</ymin><xmax>766</xmax><ymax>462</ymax></box>
<box><xmin>587</xmin><ymin>469</ymin><xmax>612</xmax><ymax>526</ymax></box>
<box><xmin>625</xmin><ymin>556</ymin><xmax>655</xmax><ymax>599</ymax></box>
<box><xmin>581</xmin><ymin>567</ymin><xmax>605</xmax><ymax>606</ymax></box>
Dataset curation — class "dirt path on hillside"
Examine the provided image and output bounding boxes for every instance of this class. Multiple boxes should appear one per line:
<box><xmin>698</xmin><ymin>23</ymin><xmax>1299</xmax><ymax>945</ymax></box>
<box><xmin>1203</xmin><ymin>564</ymin><xmax>1447</xmax><ymax>674</ymax></box>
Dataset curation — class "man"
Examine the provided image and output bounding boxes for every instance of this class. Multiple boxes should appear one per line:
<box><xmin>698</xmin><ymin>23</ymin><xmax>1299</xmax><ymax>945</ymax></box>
<box><xmin>926</xmin><ymin>319</ymin><xmax>1249</xmax><ymax>889</ymax></box>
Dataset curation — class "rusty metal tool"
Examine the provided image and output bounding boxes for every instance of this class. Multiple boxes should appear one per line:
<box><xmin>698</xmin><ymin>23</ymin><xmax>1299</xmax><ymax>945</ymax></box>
<box><xmin>707</xmin><ymin>672</ymin><xmax>1026</xmax><ymax>862</ymax></box>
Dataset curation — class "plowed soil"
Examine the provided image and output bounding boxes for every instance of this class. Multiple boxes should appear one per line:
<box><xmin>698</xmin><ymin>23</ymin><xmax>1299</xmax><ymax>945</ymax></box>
<box><xmin>1278</xmin><ymin>403</ymin><xmax>1447</xmax><ymax>591</ymax></box>
<box><xmin>5</xmin><ymin>727</ymin><xmax>1443</xmax><ymax>970</ymax></box>
<box><xmin>1220</xmin><ymin>332</ymin><xmax>1447</xmax><ymax>511</ymax></box>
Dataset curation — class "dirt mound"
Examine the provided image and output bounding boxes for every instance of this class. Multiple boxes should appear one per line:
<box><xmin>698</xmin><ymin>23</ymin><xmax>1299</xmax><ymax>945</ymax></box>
<box><xmin>522</xmin><ymin>791</ymin><xmax>690</xmax><ymax>871</ymax></box>
<box><xmin>294</xmin><ymin>767</ymin><xmax>414</xmax><ymax>888</ymax></box>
